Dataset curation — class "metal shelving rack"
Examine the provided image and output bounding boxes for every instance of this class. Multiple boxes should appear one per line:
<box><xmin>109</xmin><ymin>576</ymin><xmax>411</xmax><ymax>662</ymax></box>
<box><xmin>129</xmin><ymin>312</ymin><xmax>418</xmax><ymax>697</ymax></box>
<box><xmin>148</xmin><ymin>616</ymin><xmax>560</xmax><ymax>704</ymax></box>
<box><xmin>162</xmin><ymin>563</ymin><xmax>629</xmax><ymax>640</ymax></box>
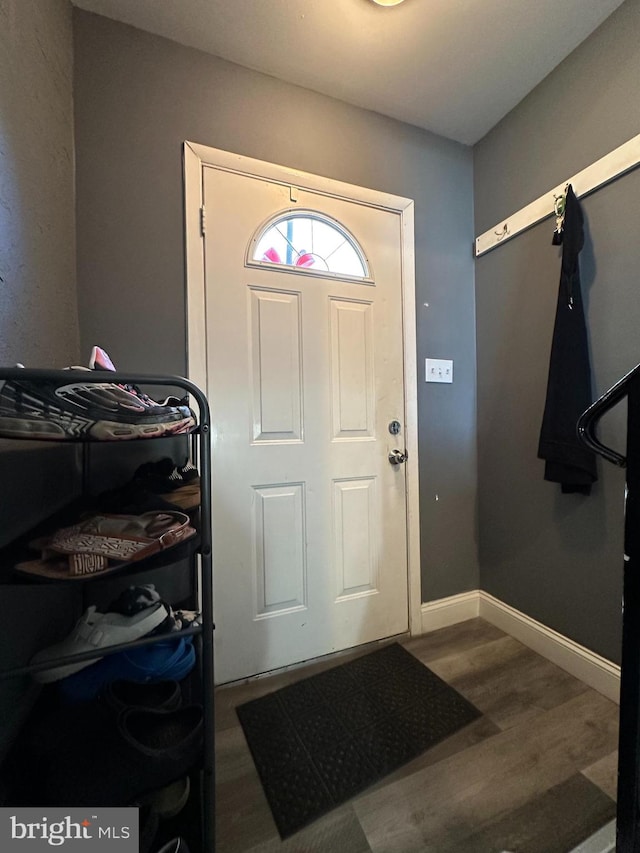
<box><xmin>578</xmin><ymin>362</ymin><xmax>640</xmax><ymax>853</ymax></box>
<box><xmin>0</xmin><ymin>367</ymin><xmax>214</xmax><ymax>853</ymax></box>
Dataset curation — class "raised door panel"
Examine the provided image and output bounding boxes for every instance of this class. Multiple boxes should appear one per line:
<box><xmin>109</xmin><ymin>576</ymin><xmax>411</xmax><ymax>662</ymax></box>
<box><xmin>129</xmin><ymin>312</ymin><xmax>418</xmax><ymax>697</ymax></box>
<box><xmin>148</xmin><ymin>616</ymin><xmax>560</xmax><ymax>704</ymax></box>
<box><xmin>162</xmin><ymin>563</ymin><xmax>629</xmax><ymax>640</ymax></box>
<box><xmin>330</xmin><ymin>298</ymin><xmax>374</xmax><ymax>441</ymax></box>
<box><xmin>250</xmin><ymin>287</ymin><xmax>303</xmax><ymax>443</ymax></box>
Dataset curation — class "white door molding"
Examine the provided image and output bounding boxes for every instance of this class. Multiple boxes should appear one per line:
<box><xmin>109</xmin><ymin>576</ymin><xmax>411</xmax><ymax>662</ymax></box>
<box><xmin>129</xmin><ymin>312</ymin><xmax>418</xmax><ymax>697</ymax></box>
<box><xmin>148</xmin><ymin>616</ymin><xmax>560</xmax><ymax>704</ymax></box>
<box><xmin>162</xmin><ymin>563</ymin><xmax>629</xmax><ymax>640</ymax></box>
<box><xmin>183</xmin><ymin>140</ymin><xmax>422</xmax><ymax>640</ymax></box>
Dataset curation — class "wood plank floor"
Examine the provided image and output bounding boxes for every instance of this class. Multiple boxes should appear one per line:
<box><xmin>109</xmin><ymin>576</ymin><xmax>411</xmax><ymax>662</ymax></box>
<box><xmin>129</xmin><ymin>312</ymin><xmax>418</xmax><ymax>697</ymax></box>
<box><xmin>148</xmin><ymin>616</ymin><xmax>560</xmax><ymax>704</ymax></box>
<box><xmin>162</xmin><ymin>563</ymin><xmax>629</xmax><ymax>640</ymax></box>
<box><xmin>214</xmin><ymin>618</ymin><xmax>618</xmax><ymax>853</ymax></box>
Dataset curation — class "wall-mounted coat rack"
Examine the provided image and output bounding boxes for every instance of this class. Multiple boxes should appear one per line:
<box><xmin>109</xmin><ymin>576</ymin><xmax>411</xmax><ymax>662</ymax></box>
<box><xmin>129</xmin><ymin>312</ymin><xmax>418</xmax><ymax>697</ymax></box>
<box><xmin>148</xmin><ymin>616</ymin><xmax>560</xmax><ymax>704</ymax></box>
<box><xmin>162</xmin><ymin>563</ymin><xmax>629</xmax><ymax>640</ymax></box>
<box><xmin>474</xmin><ymin>133</ymin><xmax>640</xmax><ymax>257</ymax></box>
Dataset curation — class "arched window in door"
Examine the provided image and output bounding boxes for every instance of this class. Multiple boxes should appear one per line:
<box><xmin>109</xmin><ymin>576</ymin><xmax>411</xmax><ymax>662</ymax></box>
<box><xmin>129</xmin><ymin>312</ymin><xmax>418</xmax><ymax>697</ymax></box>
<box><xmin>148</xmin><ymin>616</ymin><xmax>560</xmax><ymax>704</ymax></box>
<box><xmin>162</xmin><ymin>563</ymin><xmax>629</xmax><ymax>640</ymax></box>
<box><xmin>248</xmin><ymin>210</ymin><xmax>371</xmax><ymax>281</ymax></box>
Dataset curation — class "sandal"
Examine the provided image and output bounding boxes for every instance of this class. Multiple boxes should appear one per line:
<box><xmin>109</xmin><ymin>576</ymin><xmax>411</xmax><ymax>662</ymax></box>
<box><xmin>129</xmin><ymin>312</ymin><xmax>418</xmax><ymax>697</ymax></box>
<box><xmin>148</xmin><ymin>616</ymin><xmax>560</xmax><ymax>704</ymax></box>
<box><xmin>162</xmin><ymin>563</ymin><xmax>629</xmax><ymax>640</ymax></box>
<box><xmin>15</xmin><ymin>511</ymin><xmax>196</xmax><ymax>581</ymax></box>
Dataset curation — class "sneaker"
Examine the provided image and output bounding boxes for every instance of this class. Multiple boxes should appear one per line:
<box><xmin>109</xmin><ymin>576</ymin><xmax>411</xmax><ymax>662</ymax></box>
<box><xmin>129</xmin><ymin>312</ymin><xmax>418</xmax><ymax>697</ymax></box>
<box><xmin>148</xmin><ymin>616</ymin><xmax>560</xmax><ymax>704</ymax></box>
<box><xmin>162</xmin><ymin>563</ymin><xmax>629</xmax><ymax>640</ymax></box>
<box><xmin>132</xmin><ymin>459</ymin><xmax>201</xmax><ymax>510</ymax></box>
<box><xmin>107</xmin><ymin>584</ymin><xmax>163</xmax><ymax>617</ymax></box>
<box><xmin>89</xmin><ymin>346</ymin><xmax>188</xmax><ymax>409</ymax></box>
<box><xmin>31</xmin><ymin>603</ymin><xmax>169</xmax><ymax>682</ymax></box>
<box><xmin>134</xmin><ymin>458</ymin><xmax>190</xmax><ymax>493</ymax></box>
<box><xmin>0</xmin><ymin>369</ymin><xmax>195</xmax><ymax>441</ymax></box>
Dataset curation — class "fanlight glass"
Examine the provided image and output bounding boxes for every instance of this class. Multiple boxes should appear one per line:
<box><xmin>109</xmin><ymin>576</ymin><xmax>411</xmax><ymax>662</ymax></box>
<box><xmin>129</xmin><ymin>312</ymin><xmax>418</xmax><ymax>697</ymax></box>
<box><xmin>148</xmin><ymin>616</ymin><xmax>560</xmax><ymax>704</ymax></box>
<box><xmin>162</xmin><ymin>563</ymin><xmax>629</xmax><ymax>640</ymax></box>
<box><xmin>251</xmin><ymin>212</ymin><xmax>369</xmax><ymax>279</ymax></box>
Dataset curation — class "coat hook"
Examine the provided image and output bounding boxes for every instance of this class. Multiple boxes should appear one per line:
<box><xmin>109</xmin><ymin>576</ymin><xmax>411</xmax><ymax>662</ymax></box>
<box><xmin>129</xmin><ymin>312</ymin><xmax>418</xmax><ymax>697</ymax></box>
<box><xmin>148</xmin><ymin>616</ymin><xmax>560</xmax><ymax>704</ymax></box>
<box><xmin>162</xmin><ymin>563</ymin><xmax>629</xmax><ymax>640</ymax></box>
<box><xmin>553</xmin><ymin>193</ymin><xmax>566</xmax><ymax>218</ymax></box>
<box><xmin>495</xmin><ymin>223</ymin><xmax>510</xmax><ymax>241</ymax></box>
<box><xmin>552</xmin><ymin>189</ymin><xmax>567</xmax><ymax>245</ymax></box>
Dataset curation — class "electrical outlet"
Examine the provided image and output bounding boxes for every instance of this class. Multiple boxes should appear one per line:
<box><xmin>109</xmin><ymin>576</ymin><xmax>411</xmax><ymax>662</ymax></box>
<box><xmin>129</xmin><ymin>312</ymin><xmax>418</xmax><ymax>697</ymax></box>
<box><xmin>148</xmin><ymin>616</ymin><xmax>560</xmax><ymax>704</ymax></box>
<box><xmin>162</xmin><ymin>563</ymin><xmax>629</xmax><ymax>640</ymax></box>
<box><xmin>425</xmin><ymin>358</ymin><xmax>453</xmax><ymax>383</ymax></box>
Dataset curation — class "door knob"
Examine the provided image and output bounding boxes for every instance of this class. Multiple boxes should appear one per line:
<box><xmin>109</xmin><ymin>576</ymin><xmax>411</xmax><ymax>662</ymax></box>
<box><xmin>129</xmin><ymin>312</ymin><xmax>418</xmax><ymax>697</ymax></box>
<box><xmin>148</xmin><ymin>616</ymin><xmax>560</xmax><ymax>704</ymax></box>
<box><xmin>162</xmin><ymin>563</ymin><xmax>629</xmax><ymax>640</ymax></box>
<box><xmin>388</xmin><ymin>449</ymin><xmax>407</xmax><ymax>465</ymax></box>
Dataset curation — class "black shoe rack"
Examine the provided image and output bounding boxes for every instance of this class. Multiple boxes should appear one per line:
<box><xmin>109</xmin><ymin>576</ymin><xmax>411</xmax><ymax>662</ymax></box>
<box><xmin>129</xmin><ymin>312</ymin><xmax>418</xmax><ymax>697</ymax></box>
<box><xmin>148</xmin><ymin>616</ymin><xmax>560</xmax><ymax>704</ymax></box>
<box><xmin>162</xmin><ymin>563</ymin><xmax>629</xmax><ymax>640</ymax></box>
<box><xmin>0</xmin><ymin>368</ymin><xmax>214</xmax><ymax>852</ymax></box>
<box><xmin>578</xmin><ymin>361</ymin><xmax>640</xmax><ymax>853</ymax></box>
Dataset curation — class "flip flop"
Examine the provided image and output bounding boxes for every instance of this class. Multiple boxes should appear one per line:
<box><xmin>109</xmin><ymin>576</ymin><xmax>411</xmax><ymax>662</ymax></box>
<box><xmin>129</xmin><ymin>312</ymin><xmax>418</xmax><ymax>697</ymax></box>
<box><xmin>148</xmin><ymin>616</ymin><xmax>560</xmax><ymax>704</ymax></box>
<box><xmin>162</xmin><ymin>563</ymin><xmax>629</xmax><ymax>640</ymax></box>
<box><xmin>15</xmin><ymin>511</ymin><xmax>196</xmax><ymax>581</ymax></box>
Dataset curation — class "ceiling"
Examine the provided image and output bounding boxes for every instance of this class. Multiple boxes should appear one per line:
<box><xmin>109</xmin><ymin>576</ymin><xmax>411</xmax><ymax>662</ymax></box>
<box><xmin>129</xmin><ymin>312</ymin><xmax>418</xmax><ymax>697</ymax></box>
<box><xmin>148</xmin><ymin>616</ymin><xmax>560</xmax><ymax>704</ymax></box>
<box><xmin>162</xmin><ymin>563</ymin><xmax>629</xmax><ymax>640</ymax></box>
<box><xmin>71</xmin><ymin>0</ymin><xmax>625</xmax><ymax>145</ymax></box>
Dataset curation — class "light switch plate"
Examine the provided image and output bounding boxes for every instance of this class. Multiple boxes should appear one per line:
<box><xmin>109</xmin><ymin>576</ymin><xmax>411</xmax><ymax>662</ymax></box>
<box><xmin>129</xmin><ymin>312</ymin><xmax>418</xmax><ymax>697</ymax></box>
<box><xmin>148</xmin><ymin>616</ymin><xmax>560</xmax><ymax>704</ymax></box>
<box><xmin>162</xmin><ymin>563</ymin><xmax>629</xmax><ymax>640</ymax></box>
<box><xmin>425</xmin><ymin>358</ymin><xmax>453</xmax><ymax>383</ymax></box>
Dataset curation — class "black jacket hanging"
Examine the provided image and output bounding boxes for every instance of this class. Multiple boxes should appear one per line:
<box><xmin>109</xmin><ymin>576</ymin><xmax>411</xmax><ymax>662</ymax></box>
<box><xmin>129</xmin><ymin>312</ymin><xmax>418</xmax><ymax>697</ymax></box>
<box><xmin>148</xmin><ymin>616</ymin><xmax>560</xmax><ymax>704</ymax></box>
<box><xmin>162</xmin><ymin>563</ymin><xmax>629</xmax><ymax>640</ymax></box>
<box><xmin>537</xmin><ymin>184</ymin><xmax>598</xmax><ymax>494</ymax></box>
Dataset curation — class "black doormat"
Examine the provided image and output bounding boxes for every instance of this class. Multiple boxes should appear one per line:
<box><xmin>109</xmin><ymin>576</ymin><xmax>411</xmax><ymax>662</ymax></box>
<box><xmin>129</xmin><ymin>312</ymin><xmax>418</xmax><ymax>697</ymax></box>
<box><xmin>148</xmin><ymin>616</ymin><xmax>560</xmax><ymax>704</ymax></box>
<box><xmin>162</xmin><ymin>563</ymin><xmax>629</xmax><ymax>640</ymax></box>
<box><xmin>236</xmin><ymin>642</ymin><xmax>482</xmax><ymax>838</ymax></box>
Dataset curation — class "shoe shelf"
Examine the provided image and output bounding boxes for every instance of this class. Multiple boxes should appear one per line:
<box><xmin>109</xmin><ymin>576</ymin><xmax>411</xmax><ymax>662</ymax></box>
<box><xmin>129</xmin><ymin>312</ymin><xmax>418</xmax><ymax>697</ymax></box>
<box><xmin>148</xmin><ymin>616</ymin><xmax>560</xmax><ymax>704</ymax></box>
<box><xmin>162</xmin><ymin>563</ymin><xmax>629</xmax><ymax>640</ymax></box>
<box><xmin>0</xmin><ymin>367</ymin><xmax>204</xmax><ymax>441</ymax></box>
<box><xmin>0</xmin><ymin>522</ymin><xmax>202</xmax><ymax>586</ymax></box>
<box><xmin>0</xmin><ymin>367</ymin><xmax>215</xmax><ymax>853</ymax></box>
<box><xmin>0</xmin><ymin>623</ymin><xmax>204</xmax><ymax>682</ymax></box>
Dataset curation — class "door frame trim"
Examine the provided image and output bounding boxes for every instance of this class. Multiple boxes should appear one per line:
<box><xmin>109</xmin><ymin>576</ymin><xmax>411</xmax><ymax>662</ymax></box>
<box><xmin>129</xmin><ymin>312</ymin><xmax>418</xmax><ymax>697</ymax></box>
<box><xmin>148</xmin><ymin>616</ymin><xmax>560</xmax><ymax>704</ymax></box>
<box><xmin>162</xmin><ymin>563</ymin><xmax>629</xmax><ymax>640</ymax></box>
<box><xmin>183</xmin><ymin>140</ymin><xmax>422</xmax><ymax>639</ymax></box>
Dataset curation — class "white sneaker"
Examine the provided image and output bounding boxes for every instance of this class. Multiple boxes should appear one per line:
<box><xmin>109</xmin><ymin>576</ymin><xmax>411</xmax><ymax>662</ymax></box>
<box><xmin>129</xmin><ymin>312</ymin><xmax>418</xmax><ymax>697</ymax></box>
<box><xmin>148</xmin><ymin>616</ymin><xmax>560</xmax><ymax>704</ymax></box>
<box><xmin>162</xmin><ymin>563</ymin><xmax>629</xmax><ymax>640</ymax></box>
<box><xmin>31</xmin><ymin>603</ymin><xmax>168</xmax><ymax>683</ymax></box>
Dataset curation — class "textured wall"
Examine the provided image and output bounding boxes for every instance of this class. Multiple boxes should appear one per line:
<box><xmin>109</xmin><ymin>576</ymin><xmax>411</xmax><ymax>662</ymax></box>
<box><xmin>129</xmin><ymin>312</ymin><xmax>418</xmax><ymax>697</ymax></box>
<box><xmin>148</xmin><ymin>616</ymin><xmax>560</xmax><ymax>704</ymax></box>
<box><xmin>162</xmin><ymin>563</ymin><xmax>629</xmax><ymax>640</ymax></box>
<box><xmin>0</xmin><ymin>0</ymin><xmax>80</xmax><ymax>641</ymax></box>
<box><xmin>0</xmin><ymin>0</ymin><xmax>79</xmax><ymax>368</ymax></box>
<box><xmin>0</xmin><ymin>0</ymin><xmax>80</xmax><ymax>758</ymax></box>
<box><xmin>73</xmin><ymin>9</ymin><xmax>478</xmax><ymax>604</ymax></box>
<box><xmin>474</xmin><ymin>0</ymin><xmax>640</xmax><ymax>663</ymax></box>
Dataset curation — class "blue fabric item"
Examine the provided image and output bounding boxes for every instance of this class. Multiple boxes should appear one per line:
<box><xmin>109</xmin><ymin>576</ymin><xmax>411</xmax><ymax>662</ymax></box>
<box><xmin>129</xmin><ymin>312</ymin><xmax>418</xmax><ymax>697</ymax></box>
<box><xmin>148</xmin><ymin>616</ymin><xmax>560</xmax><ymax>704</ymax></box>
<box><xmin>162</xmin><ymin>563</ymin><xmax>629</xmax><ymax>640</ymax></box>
<box><xmin>58</xmin><ymin>636</ymin><xmax>195</xmax><ymax>702</ymax></box>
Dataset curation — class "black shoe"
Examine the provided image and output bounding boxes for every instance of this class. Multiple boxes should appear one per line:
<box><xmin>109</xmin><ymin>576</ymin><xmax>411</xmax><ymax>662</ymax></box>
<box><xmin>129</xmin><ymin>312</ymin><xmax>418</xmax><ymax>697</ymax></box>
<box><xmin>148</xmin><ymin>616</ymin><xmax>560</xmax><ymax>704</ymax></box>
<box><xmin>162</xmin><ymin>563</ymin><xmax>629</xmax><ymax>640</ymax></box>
<box><xmin>44</xmin><ymin>705</ymin><xmax>203</xmax><ymax>805</ymax></box>
<box><xmin>107</xmin><ymin>584</ymin><xmax>163</xmax><ymax>616</ymax></box>
<box><xmin>102</xmin><ymin>679</ymin><xmax>182</xmax><ymax>715</ymax></box>
<box><xmin>138</xmin><ymin>776</ymin><xmax>190</xmax><ymax>820</ymax></box>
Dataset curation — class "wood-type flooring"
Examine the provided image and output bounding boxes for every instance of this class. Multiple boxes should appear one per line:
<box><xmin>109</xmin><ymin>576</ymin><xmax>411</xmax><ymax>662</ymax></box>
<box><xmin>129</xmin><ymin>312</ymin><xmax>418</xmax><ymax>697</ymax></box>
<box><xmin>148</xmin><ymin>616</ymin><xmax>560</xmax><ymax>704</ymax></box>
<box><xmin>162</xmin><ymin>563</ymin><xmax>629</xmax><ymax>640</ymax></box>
<box><xmin>215</xmin><ymin>618</ymin><xmax>618</xmax><ymax>853</ymax></box>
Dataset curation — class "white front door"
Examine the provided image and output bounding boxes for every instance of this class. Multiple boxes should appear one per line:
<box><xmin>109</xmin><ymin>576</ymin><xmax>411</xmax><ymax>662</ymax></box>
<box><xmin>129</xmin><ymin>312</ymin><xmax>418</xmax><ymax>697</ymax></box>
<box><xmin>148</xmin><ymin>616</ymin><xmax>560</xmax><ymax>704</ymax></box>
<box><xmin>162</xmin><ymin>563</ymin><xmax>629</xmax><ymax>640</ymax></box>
<box><xmin>197</xmin><ymin>158</ymin><xmax>415</xmax><ymax>684</ymax></box>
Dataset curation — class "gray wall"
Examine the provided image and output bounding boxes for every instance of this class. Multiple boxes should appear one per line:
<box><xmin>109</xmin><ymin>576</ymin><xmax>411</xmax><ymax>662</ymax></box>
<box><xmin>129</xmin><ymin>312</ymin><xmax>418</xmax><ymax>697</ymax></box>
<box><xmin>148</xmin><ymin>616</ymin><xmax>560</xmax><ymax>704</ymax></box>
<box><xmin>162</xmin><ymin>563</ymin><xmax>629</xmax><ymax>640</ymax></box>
<box><xmin>0</xmin><ymin>0</ymin><xmax>80</xmax><ymax>620</ymax></box>
<box><xmin>0</xmin><ymin>0</ymin><xmax>80</xmax><ymax>755</ymax></box>
<box><xmin>473</xmin><ymin>0</ymin><xmax>640</xmax><ymax>663</ymax></box>
<box><xmin>0</xmin><ymin>0</ymin><xmax>79</xmax><ymax>368</ymax></box>
<box><xmin>73</xmin><ymin>10</ymin><xmax>479</xmax><ymax>603</ymax></box>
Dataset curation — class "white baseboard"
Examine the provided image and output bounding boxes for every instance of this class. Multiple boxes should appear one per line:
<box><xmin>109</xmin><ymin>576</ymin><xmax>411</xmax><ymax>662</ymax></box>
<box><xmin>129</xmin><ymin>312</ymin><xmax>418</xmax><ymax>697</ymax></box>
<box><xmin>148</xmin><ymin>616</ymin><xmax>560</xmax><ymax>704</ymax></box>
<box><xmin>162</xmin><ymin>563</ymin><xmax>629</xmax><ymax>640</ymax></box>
<box><xmin>420</xmin><ymin>590</ymin><xmax>620</xmax><ymax>704</ymax></box>
<box><xmin>420</xmin><ymin>590</ymin><xmax>480</xmax><ymax>633</ymax></box>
